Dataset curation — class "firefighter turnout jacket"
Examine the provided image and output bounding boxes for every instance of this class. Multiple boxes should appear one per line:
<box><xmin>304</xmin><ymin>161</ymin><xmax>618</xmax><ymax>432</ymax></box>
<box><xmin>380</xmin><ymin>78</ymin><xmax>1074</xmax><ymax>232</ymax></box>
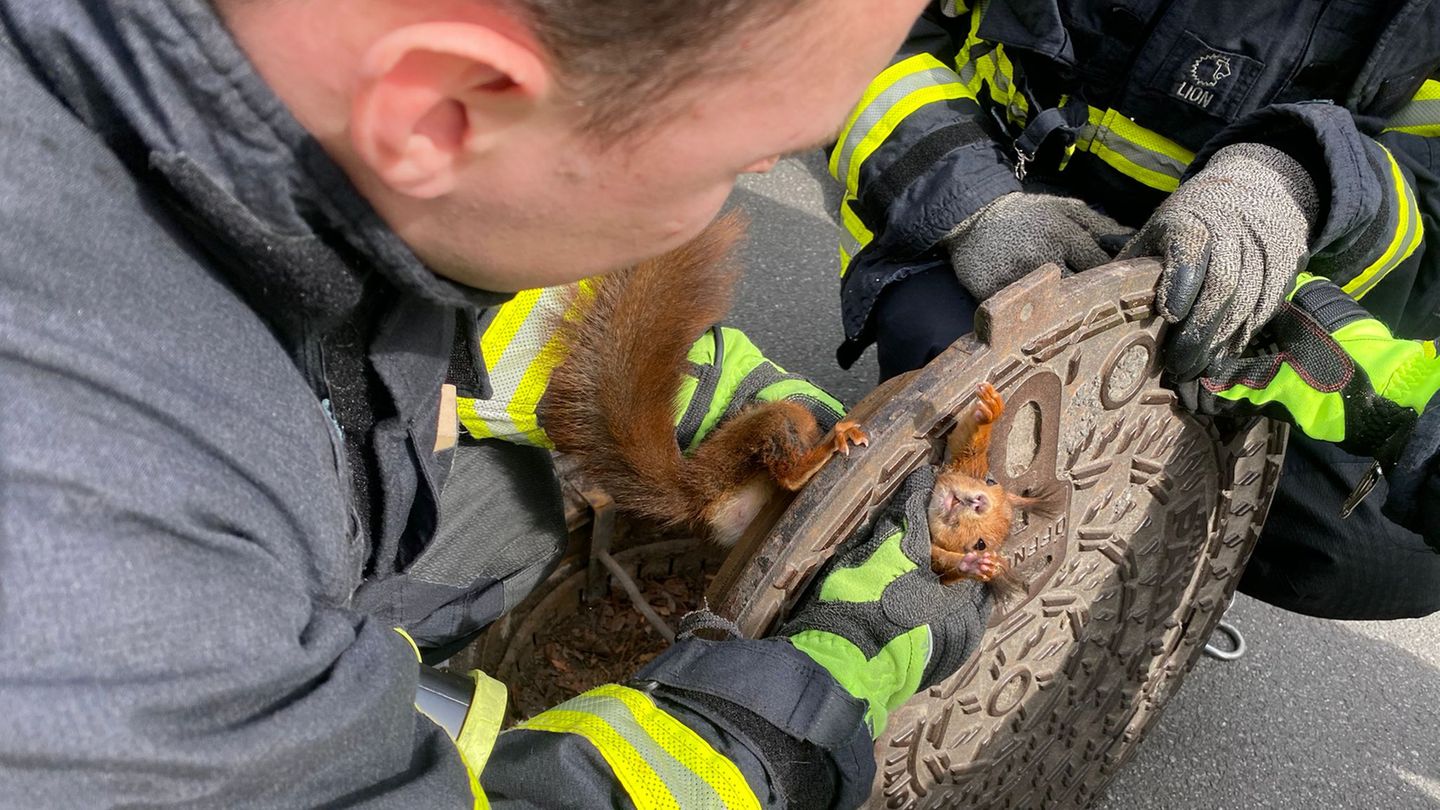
<box><xmin>0</xmin><ymin>3</ymin><xmax>871</xmax><ymax>808</ymax></box>
<box><xmin>835</xmin><ymin>0</ymin><xmax>1440</xmax><ymax>367</ymax></box>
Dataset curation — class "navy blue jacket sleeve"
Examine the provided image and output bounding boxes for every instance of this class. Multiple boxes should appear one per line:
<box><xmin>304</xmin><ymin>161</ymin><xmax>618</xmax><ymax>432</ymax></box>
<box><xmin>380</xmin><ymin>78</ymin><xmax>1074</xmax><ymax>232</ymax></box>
<box><xmin>482</xmin><ymin>638</ymin><xmax>873</xmax><ymax>810</ymax></box>
<box><xmin>1185</xmin><ymin>88</ymin><xmax>1439</xmax><ymax>334</ymax></box>
<box><xmin>832</xmin><ymin>3</ymin><xmax>1022</xmax><ymax>366</ymax></box>
<box><xmin>1386</xmin><ymin>390</ymin><xmax>1440</xmax><ymax>552</ymax></box>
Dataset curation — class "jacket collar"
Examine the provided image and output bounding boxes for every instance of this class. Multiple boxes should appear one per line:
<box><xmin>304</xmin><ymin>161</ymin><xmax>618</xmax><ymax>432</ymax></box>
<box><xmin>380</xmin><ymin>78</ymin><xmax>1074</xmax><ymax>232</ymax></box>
<box><xmin>0</xmin><ymin>0</ymin><xmax>508</xmax><ymax>326</ymax></box>
<box><xmin>1349</xmin><ymin>0</ymin><xmax>1439</xmax><ymax>111</ymax></box>
<box><xmin>978</xmin><ymin>1</ymin><xmax>1076</xmax><ymax>67</ymax></box>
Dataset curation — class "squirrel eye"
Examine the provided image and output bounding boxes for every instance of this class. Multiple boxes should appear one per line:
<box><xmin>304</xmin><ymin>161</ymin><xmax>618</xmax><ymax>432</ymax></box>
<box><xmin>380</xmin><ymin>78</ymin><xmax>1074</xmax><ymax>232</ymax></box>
<box><xmin>975</xmin><ymin>539</ymin><xmax>987</xmax><ymax>551</ymax></box>
<box><xmin>985</xmin><ymin>474</ymin><xmax>997</xmax><ymax>486</ymax></box>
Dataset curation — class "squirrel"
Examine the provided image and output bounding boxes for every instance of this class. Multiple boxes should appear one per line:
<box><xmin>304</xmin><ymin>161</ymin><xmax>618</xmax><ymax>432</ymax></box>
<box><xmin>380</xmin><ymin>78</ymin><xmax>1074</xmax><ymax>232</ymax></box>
<box><xmin>928</xmin><ymin>382</ymin><xmax>1061</xmax><ymax>598</ymax></box>
<box><xmin>540</xmin><ymin>213</ymin><xmax>868</xmax><ymax>546</ymax></box>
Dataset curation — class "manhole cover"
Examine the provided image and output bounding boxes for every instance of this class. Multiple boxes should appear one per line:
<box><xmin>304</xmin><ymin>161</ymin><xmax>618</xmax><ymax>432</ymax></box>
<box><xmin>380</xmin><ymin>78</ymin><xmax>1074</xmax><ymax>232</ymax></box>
<box><xmin>709</xmin><ymin>259</ymin><xmax>1286</xmax><ymax>808</ymax></box>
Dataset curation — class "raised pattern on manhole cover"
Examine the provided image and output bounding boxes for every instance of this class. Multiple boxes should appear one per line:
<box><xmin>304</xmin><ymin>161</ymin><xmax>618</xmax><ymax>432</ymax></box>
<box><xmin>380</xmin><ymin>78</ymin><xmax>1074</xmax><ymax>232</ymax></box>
<box><xmin>711</xmin><ymin>260</ymin><xmax>1286</xmax><ymax>809</ymax></box>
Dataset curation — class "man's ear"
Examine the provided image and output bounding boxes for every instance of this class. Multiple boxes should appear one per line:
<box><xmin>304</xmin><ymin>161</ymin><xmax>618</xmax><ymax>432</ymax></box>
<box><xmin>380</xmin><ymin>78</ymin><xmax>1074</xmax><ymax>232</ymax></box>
<box><xmin>350</xmin><ymin>21</ymin><xmax>550</xmax><ymax>199</ymax></box>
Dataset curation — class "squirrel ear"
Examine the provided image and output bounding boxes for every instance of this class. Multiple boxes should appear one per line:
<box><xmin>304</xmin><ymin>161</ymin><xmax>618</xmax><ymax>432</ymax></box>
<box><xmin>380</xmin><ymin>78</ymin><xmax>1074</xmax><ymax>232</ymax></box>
<box><xmin>1008</xmin><ymin>484</ymin><xmax>1065</xmax><ymax>519</ymax></box>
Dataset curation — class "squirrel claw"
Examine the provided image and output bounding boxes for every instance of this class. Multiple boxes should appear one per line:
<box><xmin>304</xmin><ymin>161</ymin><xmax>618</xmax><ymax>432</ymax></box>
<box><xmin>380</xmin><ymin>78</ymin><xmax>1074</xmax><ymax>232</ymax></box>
<box><xmin>832</xmin><ymin>420</ymin><xmax>869</xmax><ymax>456</ymax></box>
<box><xmin>955</xmin><ymin>550</ymin><xmax>1003</xmax><ymax>582</ymax></box>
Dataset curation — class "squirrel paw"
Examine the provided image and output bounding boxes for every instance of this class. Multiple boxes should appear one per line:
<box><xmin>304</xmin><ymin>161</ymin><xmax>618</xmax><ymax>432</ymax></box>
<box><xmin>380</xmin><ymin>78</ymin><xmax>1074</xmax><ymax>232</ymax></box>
<box><xmin>951</xmin><ymin>550</ymin><xmax>1003</xmax><ymax>582</ymax></box>
<box><xmin>973</xmin><ymin>383</ymin><xmax>1005</xmax><ymax>426</ymax></box>
<box><xmin>831</xmin><ymin>419</ymin><xmax>869</xmax><ymax>457</ymax></box>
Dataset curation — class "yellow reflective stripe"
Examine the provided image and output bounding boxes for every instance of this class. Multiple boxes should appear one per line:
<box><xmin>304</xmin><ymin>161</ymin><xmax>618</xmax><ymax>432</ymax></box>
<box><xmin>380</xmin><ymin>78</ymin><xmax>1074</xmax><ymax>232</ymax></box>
<box><xmin>456</xmin><ymin>396</ymin><xmax>495</xmax><ymax>440</ymax></box>
<box><xmin>521</xmin><ymin>708</ymin><xmax>682</xmax><ymax>810</ymax></box>
<box><xmin>838</xmin><ymin>196</ymin><xmax>872</xmax><ymax>277</ymax></box>
<box><xmin>393</xmin><ymin>628</ymin><xmax>421</xmax><ymax>661</ymax></box>
<box><xmin>465</xmin><ymin>288</ymin><xmax>545</xmax><ymax>443</ymax></box>
<box><xmin>504</xmin><ymin>281</ymin><xmax>595</xmax><ymax>447</ymax></box>
<box><xmin>841</xmin><ymin>83</ymin><xmax>971</xmax><ymax>201</ymax></box>
<box><xmin>591</xmin><ymin>686</ymin><xmax>760</xmax><ymax>810</ymax></box>
<box><xmin>995</xmin><ymin>47</ymin><xmax>1028</xmax><ymax>126</ymax></box>
<box><xmin>396</xmin><ymin>632</ymin><xmax>493</xmax><ymax>808</ymax></box>
<box><xmin>504</xmin><ymin>321</ymin><xmax>571</xmax><ymax>447</ymax></box>
<box><xmin>450</xmin><ymin>671</ymin><xmax>506</xmax><ymax>810</ymax></box>
<box><xmin>950</xmin><ymin>1</ymin><xmax>1026</xmax><ymax>129</ymax></box>
<box><xmin>462</xmin><ymin>283</ymin><xmax>596</xmax><ymax>447</ymax></box>
<box><xmin>468</xmin><ymin>765</ymin><xmax>488</xmax><ymax>810</ymax></box>
<box><xmin>1074</xmin><ymin>107</ymin><xmax>1195</xmax><ymax>192</ymax></box>
<box><xmin>952</xmin><ymin>0</ymin><xmax>989</xmax><ymax>79</ymax></box>
<box><xmin>831</xmin><ymin>56</ymin><xmax>929</xmax><ymax>178</ymax></box>
<box><xmin>840</xmin><ymin>197</ymin><xmax>872</xmax><ymax>248</ymax></box>
<box><xmin>517</xmin><ymin>686</ymin><xmax>759</xmax><ymax>810</ymax></box>
<box><xmin>1345</xmin><ymin>145</ymin><xmax>1424</xmax><ymax>299</ymax></box>
<box><xmin>1383</xmin><ymin>79</ymin><xmax>1440</xmax><ymax>136</ymax></box>
<box><xmin>456</xmin><ymin>671</ymin><xmax>508</xmax><ymax>781</ymax></box>
<box><xmin>481</xmin><ymin>288</ymin><xmax>542</xmax><ymax>369</ymax></box>
<box><xmin>831</xmin><ymin>55</ymin><xmax>967</xmax><ymax>192</ymax></box>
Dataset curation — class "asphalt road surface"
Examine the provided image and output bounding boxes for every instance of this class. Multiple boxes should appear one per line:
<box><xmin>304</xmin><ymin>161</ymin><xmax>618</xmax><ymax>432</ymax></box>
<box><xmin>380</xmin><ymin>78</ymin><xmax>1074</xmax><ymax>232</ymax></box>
<box><xmin>725</xmin><ymin>153</ymin><xmax>1440</xmax><ymax>810</ymax></box>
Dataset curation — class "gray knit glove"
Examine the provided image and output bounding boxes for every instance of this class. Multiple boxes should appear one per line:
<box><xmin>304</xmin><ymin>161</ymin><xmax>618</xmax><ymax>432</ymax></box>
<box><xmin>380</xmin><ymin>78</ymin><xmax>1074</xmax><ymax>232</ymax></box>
<box><xmin>943</xmin><ymin>192</ymin><xmax>1133</xmax><ymax>300</ymax></box>
<box><xmin>782</xmin><ymin>466</ymin><xmax>992</xmax><ymax>737</ymax></box>
<box><xmin>1119</xmin><ymin>142</ymin><xmax>1321</xmax><ymax>381</ymax></box>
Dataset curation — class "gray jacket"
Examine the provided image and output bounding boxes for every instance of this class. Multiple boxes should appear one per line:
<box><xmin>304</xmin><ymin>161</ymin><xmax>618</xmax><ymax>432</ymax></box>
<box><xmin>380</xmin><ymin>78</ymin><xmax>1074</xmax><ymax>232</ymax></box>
<box><xmin>0</xmin><ymin>2</ymin><xmax>871</xmax><ymax>807</ymax></box>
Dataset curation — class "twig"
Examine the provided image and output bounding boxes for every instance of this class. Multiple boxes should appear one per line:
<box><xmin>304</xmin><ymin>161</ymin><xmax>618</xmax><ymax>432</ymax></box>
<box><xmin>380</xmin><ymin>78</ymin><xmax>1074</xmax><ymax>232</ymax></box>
<box><xmin>597</xmin><ymin>550</ymin><xmax>676</xmax><ymax>643</ymax></box>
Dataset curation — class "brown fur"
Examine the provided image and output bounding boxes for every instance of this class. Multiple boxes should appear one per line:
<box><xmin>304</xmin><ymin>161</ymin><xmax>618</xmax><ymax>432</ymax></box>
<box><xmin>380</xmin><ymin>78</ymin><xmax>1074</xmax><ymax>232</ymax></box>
<box><xmin>929</xmin><ymin>383</ymin><xmax>1062</xmax><ymax>598</ymax></box>
<box><xmin>540</xmin><ymin>214</ymin><xmax>866</xmax><ymax>544</ymax></box>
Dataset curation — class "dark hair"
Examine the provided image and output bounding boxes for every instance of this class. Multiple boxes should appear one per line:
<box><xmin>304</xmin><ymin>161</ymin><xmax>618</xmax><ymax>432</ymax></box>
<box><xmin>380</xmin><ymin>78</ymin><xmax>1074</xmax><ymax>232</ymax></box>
<box><xmin>507</xmin><ymin>0</ymin><xmax>805</xmax><ymax>135</ymax></box>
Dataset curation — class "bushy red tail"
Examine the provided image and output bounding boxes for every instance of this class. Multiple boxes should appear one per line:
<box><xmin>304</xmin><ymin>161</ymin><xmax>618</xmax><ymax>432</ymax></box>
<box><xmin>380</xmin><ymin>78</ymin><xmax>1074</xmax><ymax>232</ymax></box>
<box><xmin>541</xmin><ymin>214</ymin><xmax>748</xmax><ymax>530</ymax></box>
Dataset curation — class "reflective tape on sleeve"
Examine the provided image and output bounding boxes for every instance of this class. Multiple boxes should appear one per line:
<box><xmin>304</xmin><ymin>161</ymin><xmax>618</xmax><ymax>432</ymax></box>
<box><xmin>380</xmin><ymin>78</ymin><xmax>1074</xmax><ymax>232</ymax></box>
<box><xmin>1073</xmin><ymin>107</ymin><xmax>1195</xmax><ymax>192</ymax></box>
<box><xmin>1384</xmin><ymin>79</ymin><xmax>1440</xmax><ymax>137</ymax></box>
<box><xmin>838</xmin><ymin>197</ymin><xmax>872</xmax><ymax>277</ymax></box>
<box><xmin>458</xmin><ymin>281</ymin><xmax>594</xmax><ymax>447</ymax></box>
<box><xmin>1344</xmin><ymin>144</ymin><xmax>1424</xmax><ymax>299</ymax></box>
<box><xmin>517</xmin><ymin>685</ymin><xmax>761</xmax><ymax>810</ymax></box>
<box><xmin>455</xmin><ymin>671</ymin><xmax>508</xmax><ymax>810</ymax></box>
<box><xmin>830</xmin><ymin>54</ymin><xmax>972</xmax><ymax>196</ymax></box>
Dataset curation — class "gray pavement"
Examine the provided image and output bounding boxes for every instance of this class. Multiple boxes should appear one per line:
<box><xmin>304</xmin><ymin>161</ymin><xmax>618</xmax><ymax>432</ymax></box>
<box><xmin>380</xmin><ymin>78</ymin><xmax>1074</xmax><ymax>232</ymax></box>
<box><xmin>727</xmin><ymin>154</ymin><xmax>1440</xmax><ymax>810</ymax></box>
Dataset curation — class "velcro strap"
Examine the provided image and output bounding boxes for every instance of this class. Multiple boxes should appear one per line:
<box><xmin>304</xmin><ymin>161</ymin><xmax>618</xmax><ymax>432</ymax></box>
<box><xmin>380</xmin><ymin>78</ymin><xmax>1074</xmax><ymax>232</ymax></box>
<box><xmin>448</xmin><ymin>310</ymin><xmax>491</xmax><ymax>400</ymax></box>
<box><xmin>635</xmin><ymin>638</ymin><xmax>867</xmax><ymax>752</ymax></box>
<box><xmin>675</xmin><ymin>326</ymin><xmax>726</xmax><ymax>451</ymax></box>
<box><xmin>1290</xmin><ymin>277</ymin><xmax>1371</xmax><ymax>331</ymax></box>
<box><xmin>1014</xmin><ymin>102</ymin><xmax>1086</xmax><ymax>157</ymax></box>
<box><xmin>857</xmin><ymin>120</ymin><xmax>991</xmax><ymax>226</ymax></box>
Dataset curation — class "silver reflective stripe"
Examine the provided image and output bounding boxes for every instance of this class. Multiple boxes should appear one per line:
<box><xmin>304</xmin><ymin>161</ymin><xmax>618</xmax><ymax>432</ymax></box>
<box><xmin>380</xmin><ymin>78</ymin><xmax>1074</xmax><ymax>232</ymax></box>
<box><xmin>838</xmin><ymin>223</ymin><xmax>863</xmax><ymax>259</ymax></box>
<box><xmin>560</xmin><ymin>693</ymin><xmax>725</xmax><ymax>808</ymax></box>
<box><xmin>956</xmin><ymin>41</ymin><xmax>996</xmax><ymax>87</ymax></box>
<box><xmin>833</xmin><ymin>65</ymin><xmax>964</xmax><ymax>192</ymax></box>
<box><xmin>468</xmin><ymin>286</ymin><xmax>575</xmax><ymax>445</ymax></box>
<box><xmin>1388</xmin><ymin>98</ymin><xmax>1440</xmax><ymax>130</ymax></box>
<box><xmin>1076</xmin><ymin>121</ymin><xmax>1189</xmax><ymax>183</ymax></box>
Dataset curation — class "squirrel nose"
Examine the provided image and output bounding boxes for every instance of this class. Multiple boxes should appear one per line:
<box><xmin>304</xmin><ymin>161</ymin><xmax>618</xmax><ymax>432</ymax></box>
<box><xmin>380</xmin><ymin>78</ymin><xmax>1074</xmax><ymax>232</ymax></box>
<box><xmin>967</xmin><ymin>493</ymin><xmax>990</xmax><ymax>513</ymax></box>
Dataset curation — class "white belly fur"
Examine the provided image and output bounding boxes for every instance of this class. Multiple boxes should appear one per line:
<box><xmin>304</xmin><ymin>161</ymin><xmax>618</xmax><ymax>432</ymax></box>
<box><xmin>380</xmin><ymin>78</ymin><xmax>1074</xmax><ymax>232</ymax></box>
<box><xmin>706</xmin><ymin>478</ymin><xmax>777</xmax><ymax>547</ymax></box>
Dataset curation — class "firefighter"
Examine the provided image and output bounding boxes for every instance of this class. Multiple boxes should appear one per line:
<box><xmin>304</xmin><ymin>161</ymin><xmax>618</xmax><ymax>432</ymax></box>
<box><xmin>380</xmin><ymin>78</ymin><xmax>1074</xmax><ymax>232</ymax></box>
<box><xmin>0</xmin><ymin>1</ymin><xmax>997</xmax><ymax>807</ymax></box>
<box><xmin>833</xmin><ymin>0</ymin><xmax>1440</xmax><ymax>620</ymax></box>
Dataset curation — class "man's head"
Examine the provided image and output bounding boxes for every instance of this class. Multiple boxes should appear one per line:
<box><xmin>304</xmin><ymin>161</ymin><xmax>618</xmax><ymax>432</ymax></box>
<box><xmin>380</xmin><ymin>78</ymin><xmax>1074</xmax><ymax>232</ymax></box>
<box><xmin>218</xmin><ymin>0</ymin><xmax>928</xmax><ymax>291</ymax></box>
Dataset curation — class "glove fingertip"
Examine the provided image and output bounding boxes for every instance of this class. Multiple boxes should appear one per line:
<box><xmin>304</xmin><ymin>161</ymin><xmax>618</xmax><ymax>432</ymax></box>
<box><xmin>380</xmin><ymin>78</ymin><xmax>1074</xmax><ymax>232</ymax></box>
<box><xmin>1163</xmin><ymin>328</ymin><xmax>1209</xmax><ymax>382</ymax></box>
